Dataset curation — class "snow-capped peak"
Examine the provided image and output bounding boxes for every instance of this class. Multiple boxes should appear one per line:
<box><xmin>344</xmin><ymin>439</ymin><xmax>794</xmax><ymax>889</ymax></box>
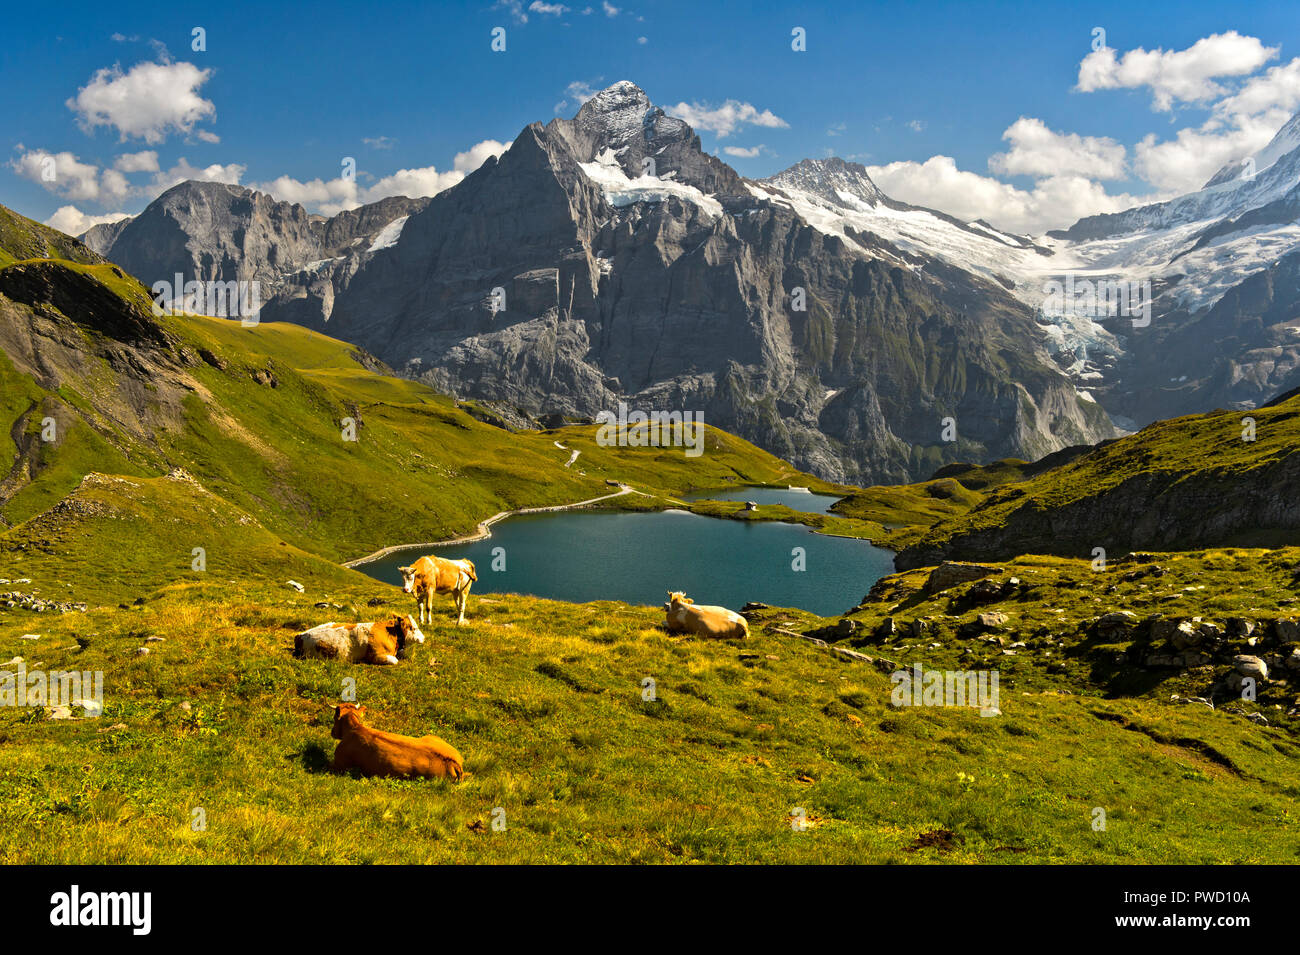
<box><xmin>764</xmin><ymin>157</ymin><xmax>886</xmax><ymax>209</ymax></box>
<box><xmin>1204</xmin><ymin>109</ymin><xmax>1300</xmax><ymax>188</ymax></box>
<box><xmin>573</xmin><ymin>81</ymin><xmax>655</xmax><ymax>149</ymax></box>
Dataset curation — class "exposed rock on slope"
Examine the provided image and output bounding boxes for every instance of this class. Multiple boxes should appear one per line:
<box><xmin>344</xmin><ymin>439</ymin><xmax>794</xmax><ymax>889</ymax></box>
<box><xmin>313</xmin><ymin>83</ymin><xmax>1113</xmax><ymax>483</ymax></box>
<box><xmin>83</xmin><ymin>83</ymin><xmax>1113</xmax><ymax>483</ymax></box>
<box><xmin>894</xmin><ymin>392</ymin><xmax>1300</xmax><ymax>568</ymax></box>
<box><xmin>84</xmin><ymin>181</ymin><xmax>430</xmax><ymax>325</ymax></box>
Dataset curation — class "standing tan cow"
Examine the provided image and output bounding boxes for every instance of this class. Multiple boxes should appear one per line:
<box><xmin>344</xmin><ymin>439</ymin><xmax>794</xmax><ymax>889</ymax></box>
<box><xmin>399</xmin><ymin>555</ymin><xmax>477</xmax><ymax>625</ymax></box>
<box><xmin>663</xmin><ymin>591</ymin><xmax>750</xmax><ymax>639</ymax></box>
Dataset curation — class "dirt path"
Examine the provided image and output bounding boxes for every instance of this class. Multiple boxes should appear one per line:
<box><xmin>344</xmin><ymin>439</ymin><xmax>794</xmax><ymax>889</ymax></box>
<box><xmin>342</xmin><ymin>485</ymin><xmax>637</xmax><ymax>568</ymax></box>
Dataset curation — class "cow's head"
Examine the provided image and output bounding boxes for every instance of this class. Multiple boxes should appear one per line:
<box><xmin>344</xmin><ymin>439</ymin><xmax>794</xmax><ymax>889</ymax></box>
<box><xmin>331</xmin><ymin>703</ymin><xmax>367</xmax><ymax>739</ymax></box>
<box><xmin>398</xmin><ymin>565</ymin><xmax>417</xmax><ymax>594</ymax></box>
<box><xmin>395</xmin><ymin>613</ymin><xmax>426</xmax><ymax>653</ymax></box>
<box><xmin>664</xmin><ymin>591</ymin><xmax>692</xmax><ymax>611</ymax></box>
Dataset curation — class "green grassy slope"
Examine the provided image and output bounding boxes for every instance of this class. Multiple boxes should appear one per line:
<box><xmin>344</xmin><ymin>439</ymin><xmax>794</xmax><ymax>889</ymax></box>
<box><xmin>2</xmin><ymin>570</ymin><xmax>1296</xmax><ymax>863</ymax></box>
<box><xmin>893</xmin><ymin>399</ymin><xmax>1300</xmax><ymax>565</ymax></box>
<box><xmin>0</xmin><ymin>207</ymin><xmax>106</xmax><ymax>268</ymax></box>
<box><xmin>0</xmin><ymin>257</ymin><xmax>841</xmax><ymax>562</ymax></box>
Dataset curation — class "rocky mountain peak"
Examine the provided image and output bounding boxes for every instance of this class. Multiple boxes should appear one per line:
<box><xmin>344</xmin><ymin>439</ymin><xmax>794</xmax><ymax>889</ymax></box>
<box><xmin>550</xmin><ymin>80</ymin><xmax>744</xmax><ymax>197</ymax></box>
<box><xmin>763</xmin><ymin>157</ymin><xmax>886</xmax><ymax>208</ymax></box>
<box><xmin>1203</xmin><ymin>109</ymin><xmax>1300</xmax><ymax>189</ymax></box>
<box><xmin>573</xmin><ymin>80</ymin><xmax>654</xmax><ymax>147</ymax></box>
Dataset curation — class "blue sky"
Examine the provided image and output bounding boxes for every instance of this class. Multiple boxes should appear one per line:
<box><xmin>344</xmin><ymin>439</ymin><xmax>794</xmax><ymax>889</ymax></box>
<box><xmin>3</xmin><ymin>0</ymin><xmax>1297</xmax><ymax>235</ymax></box>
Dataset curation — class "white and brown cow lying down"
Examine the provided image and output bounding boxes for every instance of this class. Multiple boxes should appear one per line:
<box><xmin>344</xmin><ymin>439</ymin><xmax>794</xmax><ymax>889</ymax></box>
<box><xmin>663</xmin><ymin>591</ymin><xmax>750</xmax><ymax>639</ymax></box>
<box><xmin>330</xmin><ymin>703</ymin><xmax>464</xmax><ymax>781</ymax></box>
<box><xmin>400</xmin><ymin>555</ymin><xmax>477</xmax><ymax>625</ymax></box>
<box><xmin>293</xmin><ymin>614</ymin><xmax>425</xmax><ymax>665</ymax></box>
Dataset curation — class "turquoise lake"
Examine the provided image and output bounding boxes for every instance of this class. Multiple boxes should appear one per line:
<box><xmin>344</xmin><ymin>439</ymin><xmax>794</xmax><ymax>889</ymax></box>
<box><xmin>358</xmin><ymin>505</ymin><xmax>894</xmax><ymax>616</ymax></box>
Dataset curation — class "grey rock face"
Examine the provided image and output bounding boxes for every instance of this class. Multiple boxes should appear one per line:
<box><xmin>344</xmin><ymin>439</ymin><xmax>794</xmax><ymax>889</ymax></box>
<box><xmin>93</xmin><ymin>181</ymin><xmax>429</xmax><ymax>325</ymax></box>
<box><xmin>316</xmin><ymin>84</ymin><xmax>1112</xmax><ymax>482</ymax></box>
<box><xmin>90</xmin><ymin>84</ymin><xmax>1115</xmax><ymax>482</ymax></box>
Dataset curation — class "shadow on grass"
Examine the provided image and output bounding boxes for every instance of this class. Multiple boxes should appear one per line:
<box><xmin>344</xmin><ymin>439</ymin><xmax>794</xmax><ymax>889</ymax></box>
<box><xmin>292</xmin><ymin>741</ymin><xmax>333</xmax><ymax>774</ymax></box>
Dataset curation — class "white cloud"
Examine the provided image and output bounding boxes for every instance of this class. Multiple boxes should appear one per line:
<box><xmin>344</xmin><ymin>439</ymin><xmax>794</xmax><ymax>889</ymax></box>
<box><xmin>666</xmin><ymin>99</ymin><xmax>789</xmax><ymax>138</ymax></box>
<box><xmin>494</xmin><ymin>0</ymin><xmax>529</xmax><ymax>23</ymax></box>
<box><xmin>1109</xmin><ymin>49</ymin><xmax>1300</xmax><ymax>194</ymax></box>
<box><xmin>363</xmin><ymin>135</ymin><xmax>397</xmax><ymax>150</ymax></box>
<box><xmin>906</xmin><ymin>119</ymin><xmax>926</xmax><ymax>133</ymax></box>
<box><xmin>1132</xmin><ymin>117</ymin><xmax>1281</xmax><ymax>193</ymax></box>
<box><xmin>100</xmin><ymin>168</ymin><xmax>131</xmax><ymax>204</ymax></box>
<box><xmin>529</xmin><ymin>1</ymin><xmax>569</xmax><ymax>14</ymax></box>
<box><xmin>67</xmin><ymin>60</ymin><xmax>216</xmax><ymax>144</ymax></box>
<box><xmin>113</xmin><ymin>150</ymin><xmax>160</xmax><ymax>173</ymax></box>
<box><xmin>989</xmin><ymin>117</ymin><xmax>1127</xmax><ymax>180</ymax></box>
<box><xmin>453</xmin><ymin>139</ymin><xmax>509</xmax><ymax>173</ymax></box>
<box><xmin>637</xmin><ymin>36</ymin><xmax>647</xmax><ymax>45</ymax></box>
<box><xmin>866</xmin><ymin>155</ymin><xmax>1150</xmax><ymax>234</ymax></box>
<box><xmin>148</xmin><ymin>158</ymin><xmax>246</xmax><ymax>196</ymax></box>
<box><xmin>195</xmin><ymin>130</ymin><xmax>221</xmax><ymax>144</ymax></box>
<box><xmin>1210</xmin><ymin>56</ymin><xmax>1300</xmax><ymax>123</ymax></box>
<box><xmin>253</xmin><ymin>139</ymin><xmax>508</xmax><ymax>215</ymax></box>
<box><xmin>9</xmin><ymin>148</ymin><xmax>104</xmax><ymax>201</ymax></box>
<box><xmin>722</xmin><ymin>145</ymin><xmax>763</xmax><ymax>158</ymax></box>
<box><xmin>1077</xmin><ymin>31</ymin><xmax>1278</xmax><ymax>111</ymax></box>
<box><xmin>602</xmin><ymin>1</ymin><xmax>620</xmax><ymax>15</ymax></box>
<box><xmin>556</xmin><ymin>79</ymin><xmax>600</xmax><ymax>113</ymax></box>
<box><xmin>44</xmin><ymin>205</ymin><xmax>131</xmax><ymax>237</ymax></box>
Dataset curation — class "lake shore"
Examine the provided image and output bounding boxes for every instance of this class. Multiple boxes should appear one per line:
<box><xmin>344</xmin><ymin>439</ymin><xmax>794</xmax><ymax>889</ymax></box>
<box><xmin>341</xmin><ymin>484</ymin><xmax>637</xmax><ymax>567</ymax></box>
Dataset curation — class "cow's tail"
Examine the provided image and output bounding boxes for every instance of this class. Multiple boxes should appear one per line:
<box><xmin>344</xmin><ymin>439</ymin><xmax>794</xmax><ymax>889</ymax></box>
<box><xmin>293</xmin><ymin>633</ymin><xmax>304</xmax><ymax>658</ymax></box>
<box><xmin>464</xmin><ymin>560</ymin><xmax>477</xmax><ymax>582</ymax></box>
<box><xmin>739</xmin><ymin>617</ymin><xmax>751</xmax><ymax>639</ymax></box>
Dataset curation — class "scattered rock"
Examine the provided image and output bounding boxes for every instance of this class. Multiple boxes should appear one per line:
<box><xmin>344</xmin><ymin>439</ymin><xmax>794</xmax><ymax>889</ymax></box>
<box><xmin>71</xmin><ymin>698</ymin><xmax>102</xmax><ymax>717</ymax></box>
<box><xmin>287</xmin><ymin>580</ymin><xmax>305</xmax><ymax>593</ymax></box>
<box><xmin>1234</xmin><ymin>655</ymin><xmax>1269</xmax><ymax>680</ymax></box>
<box><xmin>924</xmin><ymin>562</ymin><xmax>1000</xmax><ymax>595</ymax></box>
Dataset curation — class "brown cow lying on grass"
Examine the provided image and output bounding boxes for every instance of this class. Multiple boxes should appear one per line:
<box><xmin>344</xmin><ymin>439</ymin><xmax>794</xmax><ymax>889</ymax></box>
<box><xmin>329</xmin><ymin>703</ymin><xmax>464</xmax><ymax>781</ymax></box>
<box><xmin>293</xmin><ymin>614</ymin><xmax>425</xmax><ymax>665</ymax></box>
<box><xmin>400</xmin><ymin>555</ymin><xmax>477</xmax><ymax>625</ymax></box>
<box><xmin>663</xmin><ymin>591</ymin><xmax>750</xmax><ymax>639</ymax></box>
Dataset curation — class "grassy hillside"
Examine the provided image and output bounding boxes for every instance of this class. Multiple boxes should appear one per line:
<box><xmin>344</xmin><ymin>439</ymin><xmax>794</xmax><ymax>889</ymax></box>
<box><xmin>4</xmin><ymin>204</ymin><xmax>1298</xmax><ymax>865</ymax></box>
<box><xmin>0</xmin><ymin>255</ymin><xmax>841</xmax><ymax>563</ymax></box>
<box><xmin>0</xmin><ymin>207</ymin><xmax>105</xmax><ymax>268</ymax></box>
<box><xmin>2</xmin><ymin>568</ymin><xmax>1297</xmax><ymax>863</ymax></box>
<box><xmin>893</xmin><ymin>399</ymin><xmax>1300</xmax><ymax>565</ymax></box>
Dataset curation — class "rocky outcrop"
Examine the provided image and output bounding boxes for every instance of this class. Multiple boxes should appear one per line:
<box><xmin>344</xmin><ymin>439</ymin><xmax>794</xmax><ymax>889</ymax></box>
<box><xmin>89</xmin><ymin>181</ymin><xmax>430</xmax><ymax>325</ymax></box>
<box><xmin>312</xmin><ymin>83</ymin><xmax>1112</xmax><ymax>483</ymax></box>
<box><xmin>81</xmin><ymin>84</ymin><xmax>1113</xmax><ymax>483</ymax></box>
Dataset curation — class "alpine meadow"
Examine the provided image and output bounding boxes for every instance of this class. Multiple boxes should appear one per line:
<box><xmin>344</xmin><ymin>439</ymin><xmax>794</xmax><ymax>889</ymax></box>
<box><xmin>2</xmin><ymin>1</ymin><xmax>1299</xmax><ymax>911</ymax></box>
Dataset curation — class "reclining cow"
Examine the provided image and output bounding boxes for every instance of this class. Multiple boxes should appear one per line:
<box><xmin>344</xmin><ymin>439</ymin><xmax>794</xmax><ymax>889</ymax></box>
<box><xmin>663</xmin><ymin>591</ymin><xmax>750</xmax><ymax>639</ymax></box>
<box><xmin>399</xmin><ymin>555</ymin><xmax>477</xmax><ymax>625</ymax></box>
<box><xmin>329</xmin><ymin>703</ymin><xmax>464</xmax><ymax>781</ymax></box>
<box><xmin>293</xmin><ymin>613</ymin><xmax>425</xmax><ymax>665</ymax></box>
